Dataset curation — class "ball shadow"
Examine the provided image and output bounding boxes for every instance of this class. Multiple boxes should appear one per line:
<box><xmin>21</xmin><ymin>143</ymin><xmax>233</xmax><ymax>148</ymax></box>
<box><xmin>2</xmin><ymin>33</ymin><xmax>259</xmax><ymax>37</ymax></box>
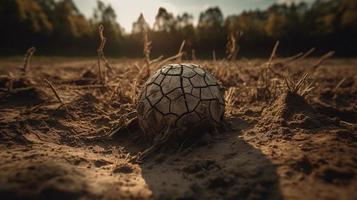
<box><xmin>136</xmin><ymin>118</ymin><xmax>283</xmax><ymax>200</ymax></box>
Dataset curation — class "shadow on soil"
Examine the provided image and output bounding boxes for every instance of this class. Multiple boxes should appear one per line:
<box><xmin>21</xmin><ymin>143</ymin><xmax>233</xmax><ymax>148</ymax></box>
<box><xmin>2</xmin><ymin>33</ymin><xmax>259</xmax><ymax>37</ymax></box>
<box><xmin>132</xmin><ymin>117</ymin><xmax>283</xmax><ymax>200</ymax></box>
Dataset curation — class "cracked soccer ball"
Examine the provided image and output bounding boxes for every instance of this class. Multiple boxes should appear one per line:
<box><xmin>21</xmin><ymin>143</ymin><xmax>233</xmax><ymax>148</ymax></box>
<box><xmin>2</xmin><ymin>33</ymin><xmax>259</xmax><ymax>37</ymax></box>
<box><xmin>137</xmin><ymin>63</ymin><xmax>225</xmax><ymax>139</ymax></box>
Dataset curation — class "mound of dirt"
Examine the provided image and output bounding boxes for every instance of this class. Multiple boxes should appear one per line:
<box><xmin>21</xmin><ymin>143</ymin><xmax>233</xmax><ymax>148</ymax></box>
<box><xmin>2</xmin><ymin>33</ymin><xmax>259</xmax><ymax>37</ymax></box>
<box><xmin>0</xmin><ymin>76</ymin><xmax>36</xmax><ymax>89</ymax></box>
<box><xmin>259</xmin><ymin>91</ymin><xmax>326</xmax><ymax>130</ymax></box>
<box><xmin>0</xmin><ymin>87</ymin><xmax>49</xmax><ymax>108</ymax></box>
<box><xmin>70</xmin><ymin>93</ymin><xmax>100</xmax><ymax>111</ymax></box>
<box><xmin>74</xmin><ymin>70</ymin><xmax>97</xmax><ymax>85</ymax></box>
<box><xmin>0</xmin><ymin>76</ymin><xmax>10</xmax><ymax>88</ymax></box>
<box><xmin>0</xmin><ymin>161</ymin><xmax>94</xmax><ymax>200</ymax></box>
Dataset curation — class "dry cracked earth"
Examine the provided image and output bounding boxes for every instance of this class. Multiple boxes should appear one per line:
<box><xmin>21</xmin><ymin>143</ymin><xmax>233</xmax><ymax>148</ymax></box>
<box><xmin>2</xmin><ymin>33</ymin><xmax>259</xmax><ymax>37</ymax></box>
<box><xmin>0</xmin><ymin>57</ymin><xmax>356</xmax><ymax>200</ymax></box>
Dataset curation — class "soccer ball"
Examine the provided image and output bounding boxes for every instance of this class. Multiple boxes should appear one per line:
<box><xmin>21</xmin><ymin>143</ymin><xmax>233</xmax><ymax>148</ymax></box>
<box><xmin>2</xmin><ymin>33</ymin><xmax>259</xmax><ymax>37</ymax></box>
<box><xmin>137</xmin><ymin>63</ymin><xmax>225</xmax><ymax>140</ymax></box>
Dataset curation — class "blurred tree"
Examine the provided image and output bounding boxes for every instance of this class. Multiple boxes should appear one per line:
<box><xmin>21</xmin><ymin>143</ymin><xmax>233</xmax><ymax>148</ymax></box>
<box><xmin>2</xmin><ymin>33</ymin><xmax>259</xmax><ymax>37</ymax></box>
<box><xmin>176</xmin><ymin>13</ymin><xmax>195</xmax><ymax>46</ymax></box>
<box><xmin>176</xmin><ymin>13</ymin><xmax>193</xmax><ymax>30</ymax></box>
<box><xmin>153</xmin><ymin>7</ymin><xmax>176</xmax><ymax>32</ymax></box>
<box><xmin>265</xmin><ymin>12</ymin><xmax>289</xmax><ymax>38</ymax></box>
<box><xmin>308</xmin><ymin>0</ymin><xmax>340</xmax><ymax>36</ymax></box>
<box><xmin>198</xmin><ymin>7</ymin><xmax>224</xmax><ymax>29</ymax></box>
<box><xmin>35</xmin><ymin>0</ymin><xmax>56</xmax><ymax>16</ymax></box>
<box><xmin>132</xmin><ymin>13</ymin><xmax>150</xmax><ymax>34</ymax></box>
<box><xmin>340</xmin><ymin>0</ymin><xmax>357</xmax><ymax>31</ymax></box>
<box><xmin>0</xmin><ymin>0</ymin><xmax>357</xmax><ymax>57</ymax></box>
<box><xmin>228</xmin><ymin>11</ymin><xmax>266</xmax><ymax>36</ymax></box>
<box><xmin>197</xmin><ymin>7</ymin><xmax>226</xmax><ymax>57</ymax></box>
<box><xmin>0</xmin><ymin>0</ymin><xmax>52</xmax><ymax>53</ymax></box>
<box><xmin>52</xmin><ymin>0</ymin><xmax>91</xmax><ymax>38</ymax></box>
<box><xmin>174</xmin><ymin>13</ymin><xmax>195</xmax><ymax>57</ymax></box>
<box><xmin>0</xmin><ymin>0</ymin><xmax>52</xmax><ymax>34</ymax></box>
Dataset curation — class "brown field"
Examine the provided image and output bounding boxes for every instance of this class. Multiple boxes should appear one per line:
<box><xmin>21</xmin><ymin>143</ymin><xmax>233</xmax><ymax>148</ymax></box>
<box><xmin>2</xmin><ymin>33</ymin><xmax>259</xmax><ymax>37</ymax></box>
<box><xmin>0</xmin><ymin>56</ymin><xmax>356</xmax><ymax>200</ymax></box>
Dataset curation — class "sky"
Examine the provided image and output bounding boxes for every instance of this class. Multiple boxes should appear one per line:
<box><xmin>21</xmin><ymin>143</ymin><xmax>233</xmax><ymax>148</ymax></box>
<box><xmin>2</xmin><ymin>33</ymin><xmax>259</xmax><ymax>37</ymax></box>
<box><xmin>73</xmin><ymin>0</ymin><xmax>316</xmax><ymax>33</ymax></box>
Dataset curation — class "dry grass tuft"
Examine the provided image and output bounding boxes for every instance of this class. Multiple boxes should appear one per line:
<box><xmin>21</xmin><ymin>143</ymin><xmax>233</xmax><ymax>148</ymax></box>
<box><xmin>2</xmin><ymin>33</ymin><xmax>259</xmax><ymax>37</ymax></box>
<box><xmin>225</xmin><ymin>87</ymin><xmax>238</xmax><ymax>117</ymax></box>
<box><xmin>284</xmin><ymin>73</ymin><xmax>314</xmax><ymax>97</ymax></box>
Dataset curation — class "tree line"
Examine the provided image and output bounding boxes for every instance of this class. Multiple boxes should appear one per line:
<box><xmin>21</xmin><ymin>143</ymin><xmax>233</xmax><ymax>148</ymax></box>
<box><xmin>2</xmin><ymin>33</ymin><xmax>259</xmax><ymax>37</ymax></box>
<box><xmin>0</xmin><ymin>0</ymin><xmax>356</xmax><ymax>58</ymax></box>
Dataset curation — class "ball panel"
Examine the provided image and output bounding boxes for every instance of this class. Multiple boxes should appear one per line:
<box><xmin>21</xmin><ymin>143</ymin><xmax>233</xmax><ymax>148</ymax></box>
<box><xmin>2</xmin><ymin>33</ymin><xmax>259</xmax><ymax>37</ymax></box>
<box><xmin>191</xmin><ymin>88</ymin><xmax>200</xmax><ymax>98</ymax></box>
<box><xmin>160</xmin><ymin>65</ymin><xmax>172</xmax><ymax>74</ymax></box>
<box><xmin>170</xmin><ymin>95</ymin><xmax>188</xmax><ymax>116</ymax></box>
<box><xmin>182</xmin><ymin>78</ymin><xmax>192</xmax><ymax>94</ymax></box>
<box><xmin>144</xmin><ymin>108</ymin><xmax>165</xmax><ymax>134</ymax></box>
<box><xmin>145</xmin><ymin>70</ymin><xmax>160</xmax><ymax>85</ymax></box>
<box><xmin>190</xmin><ymin>74</ymin><xmax>207</xmax><ymax>88</ymax></box>
<box><xmin>200</xmin><ymin>87</ymin><xmax>215</xmax><ymax>100</ymax></box>
<box><xmin>161</xmin><ymin>76</ymin><xmax>181</xmax><ymax>94</ymax></box>
<box><xmin>166</xmin><ymin>65</ymin><xmax>182</xmax><ymax>75</ymax></box>
<box><xmin>182</xmin><ymin>67</ymin><xmax>196</xmax><ymax>78</ymax></box>
<box><xmin>163</xmin><ymin>113</ymin><xmax>179</xmax><ymax>127</ymax></box>
<box><xmin>146</xmin><ymin>84</ymin><xmax>163</xmax><ymax>105</ymax></box>
<box><xmin>137</xmin><ymin>98</ymin><xmax>151</xmax><ymax>117</ymax></box>
<box><xmin>193</xmin><ymin>67</ymin><xmax>206</xmax><ymax>77</ymax></box>
<box><xmin>209</xmin><ymin>86</ymin><xmax>225</xmax><ymax>104</ymax></box>
<box><xmin>166</xmin><ymin>87</ymin><xmax>182</xmax><ymax>100</ymax></box>
<box><xmin>185</xmin><ymin>94</ymin><xmax>200</xmax><ymax>112</ymax></box>
<box><xmin>156</xmin><ymin>96</ymin><xmax>171</xmax><ymax>114</ymax></box>
<box><xmin>154</xmin><ymin>74</ymin><xmax>165</xmax><ymax>85</ymax></box>
<box><xmin>204</xmin><ymin>74</ymin><xmax>218</xmax><ymax>86</ymax></box>
<box><xmin>176</xmin><ymin>112</ymin><xmax>201</xmax><ymax>128</ymax></box>
<box><xmin>194</xmin><ymin>101</ymin><xmax>210</xmax><ymax>119</ymax></box>
<box><xmin>209</xmin><ymin>100</ymin><xmax>224</xmax><ymax>123</ymax></box>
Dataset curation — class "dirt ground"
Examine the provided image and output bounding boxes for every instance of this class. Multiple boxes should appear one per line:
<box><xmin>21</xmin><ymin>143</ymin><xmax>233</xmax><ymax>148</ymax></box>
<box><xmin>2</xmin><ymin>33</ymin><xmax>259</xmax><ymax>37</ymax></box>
<box><xmin>0</xmin><ymin>57</ymin><xmax>356</xmax><ymax>200</ymax></box>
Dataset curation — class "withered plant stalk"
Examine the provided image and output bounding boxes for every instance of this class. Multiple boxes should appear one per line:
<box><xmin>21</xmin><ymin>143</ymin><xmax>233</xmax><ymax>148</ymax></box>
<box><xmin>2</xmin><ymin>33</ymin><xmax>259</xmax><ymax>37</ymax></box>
<box><xmin>97</xmin><ymin>25</ymin><xmax>109</xmax><ymax>85</ymax></box>
<box><xmin>311</xmin><ymin>51</ymin><xmax>335</xmax><ymax>71</ymax></box>
<box><xmin>143</xmin><ymin>31</ymin><xmax>152</xmax><ymax>68</ymax></box>
<box><xmin>225</xmin><ymin>87</ymin><xmax>237</xmax><ymax>116</ymax></box>
<box><xmin>191</xmin><ymin>49</ymin><xmax>197</xmax><ymax>60</ymax></box>
<box><xmin>176</xmin><ymin>40</ymin><xmax>186</xmax><ymax>62</ymax></box>
<box><xmin>226</xmin><ymin>31</ymin><xmax>243</xmax><ymax>61</ymax></box>
<box><xmin>212</xmin><ymin>50</ymin><xmax>216</xmax><ymax>61</ymax></box>
<box><xmin>22</xmin><ymin>47</ymin><xmax>36</xmax><ymax>74</ymax></box>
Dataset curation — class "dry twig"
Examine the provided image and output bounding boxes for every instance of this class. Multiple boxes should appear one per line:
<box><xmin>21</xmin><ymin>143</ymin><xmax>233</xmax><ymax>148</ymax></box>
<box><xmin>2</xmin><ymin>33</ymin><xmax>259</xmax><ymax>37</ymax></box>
<box><xmin>156</xmin><ymin>52</ymin><xmax>184</xmax><ymax>68</ymax></box>
<box><xmin>97</xmin><ymin>25</ymin><xmax>111</xmax><ymax>84</ymax></box>
<box><xmin>300</xmin><ymin>47</ymin><xmax>316</xmax><ymax>60</ymax></box>
<box><xmin>191</xmin><ymin>49</ymin><xmax>197</xmax><ymax>61</ymax></box>
<box><xmin>45</xmin><ymin>79</ymin><xmax>78</xmax><ymax>119</ymax></box>
<box><xmin>22</xmin><ymin>47</ymin><xmax>36</xmax><ymax>74</ymax></box>
<box><xmin>44</xmin><ymin>79</ymin><xmax>64</xmax><ymax>105</ymax></box>
<box><xmin>143</xmin><ymin>31</ymin><xmax>152</xmax><ymax>68</ymax></box>
<box><xmin>333</xmin><ymin>77</ymin><xmax>346</xmax><ymax>93</ymax></box>
<box><xmin>176</xmin><ymin>40</ymin><xmax>186</xmax><ymax>62</ymax></box>
<box><xmin>311</xmin><ymin>51</ymin><xmax>335</xmax><ymax>71</ymax></box>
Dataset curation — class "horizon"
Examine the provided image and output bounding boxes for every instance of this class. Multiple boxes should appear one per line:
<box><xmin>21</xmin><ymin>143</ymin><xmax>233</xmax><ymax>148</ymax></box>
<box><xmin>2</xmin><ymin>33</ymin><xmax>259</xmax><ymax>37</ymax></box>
<box><xmin>73</xmin><ymin>0</ymin><xmax>316</xmax><ymax>33</ymax></box>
